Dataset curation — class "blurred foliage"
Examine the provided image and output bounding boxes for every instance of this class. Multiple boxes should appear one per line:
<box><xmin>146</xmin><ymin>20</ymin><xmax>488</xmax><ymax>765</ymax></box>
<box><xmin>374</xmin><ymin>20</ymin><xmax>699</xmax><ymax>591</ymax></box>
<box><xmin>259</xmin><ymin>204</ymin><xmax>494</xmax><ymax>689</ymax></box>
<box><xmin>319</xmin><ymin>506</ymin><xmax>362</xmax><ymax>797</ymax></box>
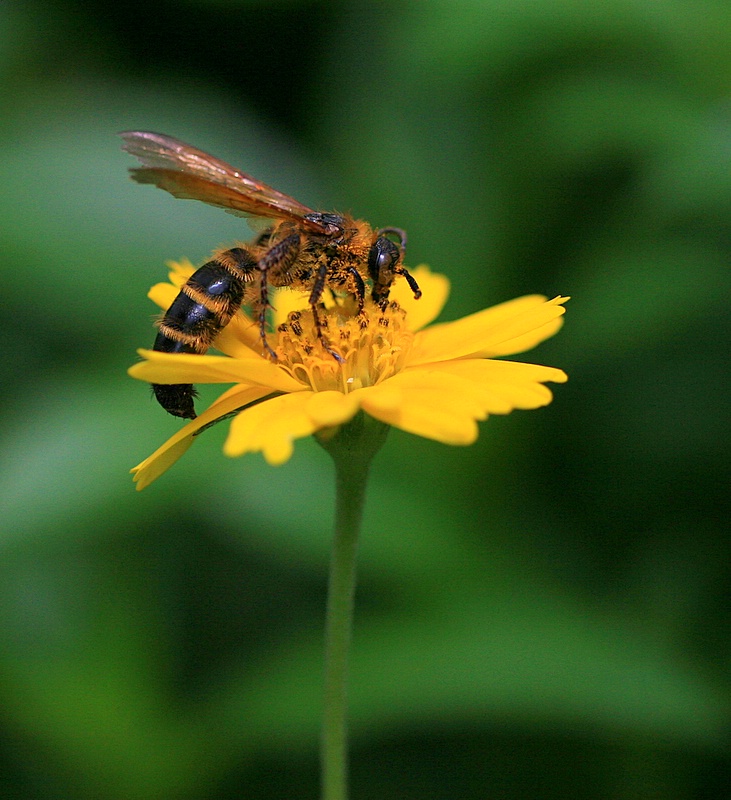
<box><xmin>1</xmin><ymin>0</ymin><xmax>729</xmax><ymax>798</ymax></box>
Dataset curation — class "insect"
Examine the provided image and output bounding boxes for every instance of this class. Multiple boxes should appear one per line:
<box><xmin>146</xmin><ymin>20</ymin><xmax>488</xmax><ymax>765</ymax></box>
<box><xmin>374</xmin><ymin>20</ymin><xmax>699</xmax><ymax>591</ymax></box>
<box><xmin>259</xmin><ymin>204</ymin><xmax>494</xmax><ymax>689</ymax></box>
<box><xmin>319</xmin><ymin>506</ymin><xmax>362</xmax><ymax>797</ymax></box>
<box><xmin>120</xmin><ymin>131</ymin><xmax>421</xmax><ymax>419</ymax></box>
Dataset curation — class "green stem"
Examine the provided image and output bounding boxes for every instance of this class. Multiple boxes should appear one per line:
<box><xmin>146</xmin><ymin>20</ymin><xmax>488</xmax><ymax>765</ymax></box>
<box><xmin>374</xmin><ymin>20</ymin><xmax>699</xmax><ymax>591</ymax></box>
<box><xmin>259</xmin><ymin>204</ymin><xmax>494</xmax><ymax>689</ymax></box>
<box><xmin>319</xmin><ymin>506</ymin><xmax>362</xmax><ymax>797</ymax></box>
<box><xmin>317</xmin><ymin>414</ymin><xmax>390</xmax><ymax>800</ymax></box>
<box><xmin>320</xmin><ymin>462</ymin><xmax>364</xmax><ymax>800</ymax></box>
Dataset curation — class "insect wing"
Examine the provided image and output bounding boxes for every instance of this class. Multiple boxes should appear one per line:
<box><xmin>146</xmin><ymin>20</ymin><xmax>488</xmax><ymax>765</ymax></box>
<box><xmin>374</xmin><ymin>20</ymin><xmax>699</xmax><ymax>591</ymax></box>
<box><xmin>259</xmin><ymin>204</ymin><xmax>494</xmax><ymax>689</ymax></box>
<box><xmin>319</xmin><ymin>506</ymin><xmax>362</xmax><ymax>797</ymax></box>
<box><xmin>120</xmin><ymin>131</ymin><xmax>327</xmax><ymax>231</ymax></box>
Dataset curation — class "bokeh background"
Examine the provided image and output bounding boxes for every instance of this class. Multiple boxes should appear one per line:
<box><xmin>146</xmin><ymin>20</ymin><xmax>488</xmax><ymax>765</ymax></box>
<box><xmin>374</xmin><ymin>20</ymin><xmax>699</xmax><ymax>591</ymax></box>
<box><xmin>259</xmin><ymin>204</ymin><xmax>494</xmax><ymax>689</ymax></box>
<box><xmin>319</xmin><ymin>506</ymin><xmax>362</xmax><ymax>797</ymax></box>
<box><xmin>1</xmin><ymin>1</ymin><xmax>729</xmax><ymax>797</ymax></box>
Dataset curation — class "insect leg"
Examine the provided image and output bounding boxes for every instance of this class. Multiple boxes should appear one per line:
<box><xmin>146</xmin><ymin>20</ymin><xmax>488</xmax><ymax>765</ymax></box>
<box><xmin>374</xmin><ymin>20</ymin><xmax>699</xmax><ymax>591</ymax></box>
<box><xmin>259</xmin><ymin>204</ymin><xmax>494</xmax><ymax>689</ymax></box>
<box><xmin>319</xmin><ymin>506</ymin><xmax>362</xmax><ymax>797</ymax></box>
<box><xmin>346</xmin><ymin>266</ymin><xmax>366</xmax><ymax>313</ymax></box>
<box><xmin>345</xmin><ymin>266</ymin><xmax>370</xmax><ymax>330</ymax></box>
<box><xmin>309</xmin><ymin>262</ymin><xmax>344</xmax><ymax>362</ymax></box>
<box><xmin>394</xmin><ymin>265</ymin><xmax>422</xmax><ymax>300</ymax></box>
<box><xmin>256</xmin><ymin>233</ymin><xmax>300</xmax><ymax>359</ymax></box>
<box><xmin>152</xmin><ymin>247</ymin><xmax>256</xmax><ymax>418</ymax></box>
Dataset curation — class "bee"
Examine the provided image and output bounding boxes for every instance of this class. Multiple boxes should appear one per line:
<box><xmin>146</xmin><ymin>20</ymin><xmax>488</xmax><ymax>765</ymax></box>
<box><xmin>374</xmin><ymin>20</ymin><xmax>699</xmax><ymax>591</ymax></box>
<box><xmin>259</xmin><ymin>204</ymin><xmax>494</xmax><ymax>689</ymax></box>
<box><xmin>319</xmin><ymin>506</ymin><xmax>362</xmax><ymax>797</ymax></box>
<box><xmin>121</xmin><ymin>131</ymin><xmax>421</xmax><ymax>419</ymax></box>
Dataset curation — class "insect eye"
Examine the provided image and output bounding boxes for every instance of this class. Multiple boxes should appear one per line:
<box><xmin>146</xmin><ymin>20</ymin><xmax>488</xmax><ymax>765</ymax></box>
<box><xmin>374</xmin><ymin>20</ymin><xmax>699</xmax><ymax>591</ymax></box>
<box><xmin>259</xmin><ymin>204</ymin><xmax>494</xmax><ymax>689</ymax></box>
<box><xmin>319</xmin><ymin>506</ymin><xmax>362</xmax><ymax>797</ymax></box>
<box><xmin>379</xmin><ymin>249</ymin><xmax>397</xmax><ymax>270</ymax></box>
<box><xmin>368</xmin><ymin>238</ymin><xmax>400</xmax><ymax>284</ymax></box>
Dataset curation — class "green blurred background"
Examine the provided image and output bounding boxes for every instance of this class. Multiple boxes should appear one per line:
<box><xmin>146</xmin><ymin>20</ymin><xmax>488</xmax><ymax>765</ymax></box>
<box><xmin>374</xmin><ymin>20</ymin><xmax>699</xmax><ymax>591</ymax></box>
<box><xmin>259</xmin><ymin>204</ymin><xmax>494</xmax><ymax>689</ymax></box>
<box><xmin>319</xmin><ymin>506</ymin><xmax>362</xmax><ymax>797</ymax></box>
<box><xmin>1</xmin><ymin>1</ymin><xmax>729</xmax><ymax>797</ymax></box>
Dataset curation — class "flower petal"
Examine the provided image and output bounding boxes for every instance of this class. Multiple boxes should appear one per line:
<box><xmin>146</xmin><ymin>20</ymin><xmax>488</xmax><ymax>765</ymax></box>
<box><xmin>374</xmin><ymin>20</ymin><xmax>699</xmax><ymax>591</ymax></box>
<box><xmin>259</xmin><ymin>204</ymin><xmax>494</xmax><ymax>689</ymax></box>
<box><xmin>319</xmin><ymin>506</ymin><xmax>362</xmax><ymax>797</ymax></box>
<box><xmin>133</xmin><ymin>436</ymin><xmax>196</xmax><ymax>491</ymax></box>
<box><xmin>271</xmin><ymin>287</ymin><xmax>314</xmax><ymax>327</ymax></box>
<box><xmin>129</xmin><ymin>350</ymin><xmax>304</xmax><ymax>393</ymax></box>
<box><xmin>223</xmin><ymin>390</ymin><xmax>362</xmax><ymax>464</ymax></box>
<box><xmin>358</xmin><ymin>370</ymin><xmax>486</xmax><ymax>445</ymax></box>
<box><xmin>306</xmin><ymin>390</ymin><xmax>361</xmax><ymax>427</ymax></box>
<box><xmin>389</xmin><ymin>265</ymin><xmax>450</xmax><ymax>331</ymax></box>
<box><xmin>213</xmin><ymin>315</ymin><xmax>266</xmax><ymax>359</ymax></box>
<box><xmin>166</xmin><ymin>258</ymin><xmax>196</xmax><ymax>284</ymax></box>
<box><xmin>224</xmin><ymin>392</ymin><xmax>314</xmax><ymax>463</ymax></box>
<box><xmin>131</xmin><ymin>384</ymin><xmax>273</xmax><ymax>490</ymax></box>
<box><xmin>413</xmin><ymin>359</ymin><xmax>568</xmax><ymax>413</ymax></box>
<box><xmin>148</xmin><ymin>282</ymin><xmax>178</xmax><ymax>311</ymax></box>
<box><xmin>408</xmin><ymin>295</ymin><xmax>568</xmax><ymax>365</ymax></box>
<box><xmin>147</xmin><ymin>259</ymin><xmax>195</xmax><ymax>309</ymax></box>
<box><xmin>471</xmin><ymin>315</ymin><xmax>566</xmax><ymax>358</ymax></box>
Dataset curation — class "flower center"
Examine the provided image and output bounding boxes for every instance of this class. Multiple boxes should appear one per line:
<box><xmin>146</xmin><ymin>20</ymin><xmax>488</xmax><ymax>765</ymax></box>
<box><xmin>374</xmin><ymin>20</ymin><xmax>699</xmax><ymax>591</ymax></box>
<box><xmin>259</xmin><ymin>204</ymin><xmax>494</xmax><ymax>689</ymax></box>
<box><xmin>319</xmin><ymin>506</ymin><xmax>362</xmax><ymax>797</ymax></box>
<box><xmin>275</xmin><ymin>298</ymin><xmax>413</xmax><ymax>393</ymax></box>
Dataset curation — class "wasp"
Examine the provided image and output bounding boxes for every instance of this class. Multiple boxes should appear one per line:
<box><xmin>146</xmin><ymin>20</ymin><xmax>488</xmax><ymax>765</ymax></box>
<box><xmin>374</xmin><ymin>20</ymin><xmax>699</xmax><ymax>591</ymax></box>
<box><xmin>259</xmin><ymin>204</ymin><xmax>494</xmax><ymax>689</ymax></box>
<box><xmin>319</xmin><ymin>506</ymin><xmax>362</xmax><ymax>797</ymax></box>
<box><xmin>121</xmin><ymin>131</ymin><xmax>421</xmax><ymax>419</ymax></box>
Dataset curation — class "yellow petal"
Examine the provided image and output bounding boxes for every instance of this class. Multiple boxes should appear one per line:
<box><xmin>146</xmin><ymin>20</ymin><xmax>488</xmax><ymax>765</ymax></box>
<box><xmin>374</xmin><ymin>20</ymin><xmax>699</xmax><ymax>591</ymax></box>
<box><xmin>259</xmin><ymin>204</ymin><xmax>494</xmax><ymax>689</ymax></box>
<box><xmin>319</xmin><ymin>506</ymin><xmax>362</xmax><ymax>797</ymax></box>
<box><xmin>471</xmin><ymin>315</ymin><xmax>566</xmax><ymax>358</ymax></box>
<box><xmin>132</xmin><ymin>436</ymin><xmax>196</xmax><ymax>492</ymax></box>
<box><xmin>223</xmin><ymin>391</ymin><xmax>362</xmax><ymax>464</ymax></box>
<box><xmin>270</xmin><ymin>287</ymin><xmax>313</xmax><ymax>327</ymax></box>
<box><xmin>358</xmin><ymin>371</ymin><xmax>485</xmax><ymax>445</ymax></box>
<box><xmin>306</xmin><ymin>390</ymin><xmax>361</xmax><ymax>427</ymax></box>
<box><xmin>131</xmin><ymin>384</ymin><xmax>273</xmax><ymax>490</ymax></box>
<box><xmin>213</xmin><ymin>315</ymin><xmax>266</xmax><ymax>359</ymax></box>
<box><xmin>418</xmin><ymin>359</ymin><xmax>568</xmax><ymax>413</ymax></box>
<box><xmin>129</xmin><ymin>350</ymin><xmax>304</xmax><ymax>393</ymax></box>
<box><xmin>166</xmin><ymin>258</ymin><xmax>196</xmax><ymax>284</ymax></box>
<box><xmin>224</xmin><ymin>392</ymin><xmax>319</xmax><ymax>464</ymax></box>
<box><xmin>148</xmin><ymin>282</ymin><xmax>178</xmax><ymax>311</ymax></box>
<box><xmin>408</xmin><ymin>295</ymin><xmax>568</xmax><ymax>365</ymax></box>
<box><xmin>389</xmin><ymin>265</ymin><xmax>450</xmax><ymax>331</ymax></box>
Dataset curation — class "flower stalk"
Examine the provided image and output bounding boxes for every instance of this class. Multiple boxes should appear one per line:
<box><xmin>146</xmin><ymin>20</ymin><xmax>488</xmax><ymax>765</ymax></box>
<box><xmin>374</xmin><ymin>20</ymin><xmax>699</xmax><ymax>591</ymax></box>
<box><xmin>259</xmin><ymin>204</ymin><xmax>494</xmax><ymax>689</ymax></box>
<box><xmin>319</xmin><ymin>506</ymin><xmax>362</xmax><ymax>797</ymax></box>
<box><xmin>317</xmin><ymin>414</ymin><xmax>390</xmax><ymax>800</ymax></box>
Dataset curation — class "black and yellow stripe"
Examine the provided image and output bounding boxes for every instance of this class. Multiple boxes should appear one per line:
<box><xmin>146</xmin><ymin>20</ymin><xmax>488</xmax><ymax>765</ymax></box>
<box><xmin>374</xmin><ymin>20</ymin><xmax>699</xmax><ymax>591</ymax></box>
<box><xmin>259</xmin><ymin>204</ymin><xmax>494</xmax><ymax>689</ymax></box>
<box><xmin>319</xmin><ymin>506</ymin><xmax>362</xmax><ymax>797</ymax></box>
<box><xmin>151</xmin><ymin>248</ymin><xmax>256</xmax><ymax>418</ymax></box>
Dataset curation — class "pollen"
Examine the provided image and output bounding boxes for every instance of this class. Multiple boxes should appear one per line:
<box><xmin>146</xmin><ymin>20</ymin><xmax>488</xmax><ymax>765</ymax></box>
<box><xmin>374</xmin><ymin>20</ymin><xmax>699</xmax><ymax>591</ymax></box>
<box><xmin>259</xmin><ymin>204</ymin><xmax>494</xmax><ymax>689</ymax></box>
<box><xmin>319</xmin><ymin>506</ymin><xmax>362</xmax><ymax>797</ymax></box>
<box><xmin>275</xmin><ymin>300</ymin><xmax>414</xmax><ymax>394</ymax></box>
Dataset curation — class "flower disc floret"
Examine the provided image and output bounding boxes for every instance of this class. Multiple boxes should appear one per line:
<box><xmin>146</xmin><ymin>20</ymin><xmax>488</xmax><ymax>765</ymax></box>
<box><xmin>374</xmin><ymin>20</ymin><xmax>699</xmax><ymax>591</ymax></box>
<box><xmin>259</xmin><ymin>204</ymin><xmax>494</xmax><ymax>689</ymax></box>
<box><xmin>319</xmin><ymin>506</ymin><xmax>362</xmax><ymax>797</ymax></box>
<box><xmin>276</xmin><ymin>301</ymin><xmax>413</xmax><ymax>393</ymax></box>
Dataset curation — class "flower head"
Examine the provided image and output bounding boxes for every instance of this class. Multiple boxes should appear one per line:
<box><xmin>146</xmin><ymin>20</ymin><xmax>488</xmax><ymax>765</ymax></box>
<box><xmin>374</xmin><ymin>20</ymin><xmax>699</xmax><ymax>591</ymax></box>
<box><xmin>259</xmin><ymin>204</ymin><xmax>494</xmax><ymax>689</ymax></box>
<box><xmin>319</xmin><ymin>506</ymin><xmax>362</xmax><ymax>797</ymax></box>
<box><xmin>129</xmin><ymin>260</ymin><xmax>568</xmax><ymax>489</ymax></box>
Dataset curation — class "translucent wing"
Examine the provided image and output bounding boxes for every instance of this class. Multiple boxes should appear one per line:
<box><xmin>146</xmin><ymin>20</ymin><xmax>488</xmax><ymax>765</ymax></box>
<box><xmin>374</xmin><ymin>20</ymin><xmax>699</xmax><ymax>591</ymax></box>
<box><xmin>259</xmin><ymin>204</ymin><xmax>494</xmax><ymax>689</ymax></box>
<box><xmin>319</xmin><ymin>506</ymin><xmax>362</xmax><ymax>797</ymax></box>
<box><xmin>119</xmin><ymin>131</ymin><xmax>328</xmax><ymax>232</ymax></box>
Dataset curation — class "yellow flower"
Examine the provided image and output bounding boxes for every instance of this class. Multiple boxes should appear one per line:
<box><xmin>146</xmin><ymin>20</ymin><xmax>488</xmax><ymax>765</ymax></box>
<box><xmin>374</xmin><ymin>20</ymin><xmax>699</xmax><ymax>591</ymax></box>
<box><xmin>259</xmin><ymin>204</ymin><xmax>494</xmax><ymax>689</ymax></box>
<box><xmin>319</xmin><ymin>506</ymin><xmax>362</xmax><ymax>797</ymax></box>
<box><xmin>129</xmin><ymin>261</ymin><xmax>568</xmax><ymax>489</ymax></box>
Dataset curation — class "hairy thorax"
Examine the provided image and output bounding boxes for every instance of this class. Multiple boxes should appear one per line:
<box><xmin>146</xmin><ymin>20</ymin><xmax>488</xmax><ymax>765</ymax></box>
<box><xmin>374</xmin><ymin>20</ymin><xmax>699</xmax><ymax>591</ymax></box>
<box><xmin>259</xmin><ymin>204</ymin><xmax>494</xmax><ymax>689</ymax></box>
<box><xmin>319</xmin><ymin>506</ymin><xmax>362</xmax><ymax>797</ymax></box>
<box><xmin>259</xmin><ymin>214</ymin><xmax>374</xmax><ymax>294</ymax></box>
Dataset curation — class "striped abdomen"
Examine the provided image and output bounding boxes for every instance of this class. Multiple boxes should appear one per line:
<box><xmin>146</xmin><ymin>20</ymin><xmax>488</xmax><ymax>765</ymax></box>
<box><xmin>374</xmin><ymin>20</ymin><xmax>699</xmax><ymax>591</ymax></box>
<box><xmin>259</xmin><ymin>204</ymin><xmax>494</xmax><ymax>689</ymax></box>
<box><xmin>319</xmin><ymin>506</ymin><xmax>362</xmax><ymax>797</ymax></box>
<box><xmin>152</xmin><ymin>247</ymin><xmax>256</xmax><ymax>418</ymax></box>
